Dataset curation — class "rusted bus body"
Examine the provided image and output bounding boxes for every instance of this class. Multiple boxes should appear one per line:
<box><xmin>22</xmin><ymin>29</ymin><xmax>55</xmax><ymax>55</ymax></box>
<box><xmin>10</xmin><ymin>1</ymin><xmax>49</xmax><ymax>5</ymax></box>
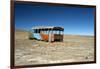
<box><xmin>40</xmin><ymin>34</ymin><xmax>49</xmax><ymax>41</ymax></box>
<box><xmin>54</xmin><ymin>34</ymin><xmax>63</xmax><ymax>41</ymax></box>
<box><xmin>31</xmin><ymin>26</ymin><xmax>64</xmax><ymax>42</ymax></box>
<box><xmin>40</xmin><ymin>34</ymin><xmax>63</xmax><ymax>42</ymax></box>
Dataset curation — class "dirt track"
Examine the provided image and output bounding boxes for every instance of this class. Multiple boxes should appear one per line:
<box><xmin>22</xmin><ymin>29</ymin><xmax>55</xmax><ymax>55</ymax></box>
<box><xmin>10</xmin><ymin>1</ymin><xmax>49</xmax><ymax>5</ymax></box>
<box><xmin>15</xmin><ymin>30</ymin><xmax>94</xmax><ymax>66</ymax></box>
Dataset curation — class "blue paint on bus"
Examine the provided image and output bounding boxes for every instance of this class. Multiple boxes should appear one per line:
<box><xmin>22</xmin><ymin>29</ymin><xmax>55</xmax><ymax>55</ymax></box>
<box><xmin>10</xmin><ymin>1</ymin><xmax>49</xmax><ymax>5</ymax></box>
<box><xmin>33</xmin><ymin>33</ymin><xmax>41</xmax><ymax>40</ymax></box>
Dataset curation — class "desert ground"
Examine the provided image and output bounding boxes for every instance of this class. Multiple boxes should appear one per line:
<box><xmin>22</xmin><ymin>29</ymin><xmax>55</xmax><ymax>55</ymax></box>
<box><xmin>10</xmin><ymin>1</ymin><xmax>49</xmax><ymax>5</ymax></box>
<box><xmin>15</xmin><ymin>29</ymin><xmax>94</xmax><ymax>66</ymax></box>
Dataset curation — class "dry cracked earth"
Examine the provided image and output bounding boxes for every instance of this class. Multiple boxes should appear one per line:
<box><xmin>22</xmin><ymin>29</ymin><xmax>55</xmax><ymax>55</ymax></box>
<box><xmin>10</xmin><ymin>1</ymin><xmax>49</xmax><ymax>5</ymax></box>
<box><xmin>15</xmin><ymin>30</ymin><xmax>95</xmax><ymax>66</ymax></box>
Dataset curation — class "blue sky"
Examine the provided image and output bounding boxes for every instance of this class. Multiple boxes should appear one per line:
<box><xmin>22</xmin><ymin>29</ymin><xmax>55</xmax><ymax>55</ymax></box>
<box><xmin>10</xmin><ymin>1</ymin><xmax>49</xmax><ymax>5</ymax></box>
<box><xmin>15</xmin><ymin>2</ymin><xmax>95</xmax><ymax>35</ymax></box>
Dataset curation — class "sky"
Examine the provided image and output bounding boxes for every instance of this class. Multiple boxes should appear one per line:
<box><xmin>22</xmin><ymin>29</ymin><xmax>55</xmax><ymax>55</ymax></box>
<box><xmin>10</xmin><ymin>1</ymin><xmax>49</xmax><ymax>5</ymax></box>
<box><xmin>15</xmin><ymin>2</ymin><xmax>95</xmax><ymax>35</ymax></box>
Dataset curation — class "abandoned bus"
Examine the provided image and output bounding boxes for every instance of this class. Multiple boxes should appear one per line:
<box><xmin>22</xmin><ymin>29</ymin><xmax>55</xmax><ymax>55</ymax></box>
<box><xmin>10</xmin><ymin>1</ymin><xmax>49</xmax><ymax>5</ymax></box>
<box><xmin>29</xmin><ymin>26</ymin><xmax>64</xmax><ymax>42</ymax></box>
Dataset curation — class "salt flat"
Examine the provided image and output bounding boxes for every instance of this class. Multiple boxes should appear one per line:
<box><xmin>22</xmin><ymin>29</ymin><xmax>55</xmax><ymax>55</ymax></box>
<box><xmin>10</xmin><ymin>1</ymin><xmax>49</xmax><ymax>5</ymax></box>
<box><xmin>15</xmin><ymin>30</ymin><xmax>94</xmax><ymax>66</ymax></box>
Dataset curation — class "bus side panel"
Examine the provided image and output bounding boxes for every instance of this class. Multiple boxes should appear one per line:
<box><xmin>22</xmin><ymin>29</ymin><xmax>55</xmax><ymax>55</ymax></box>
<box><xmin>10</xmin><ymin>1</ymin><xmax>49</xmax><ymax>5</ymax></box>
<box><xmin>33</xmin><ymin>33</ymin><xmax>41</xmax><ymax>40</ymax></box>
<box><xmin>40</xmin><ymin>34</ymin><xmax>49</xmax><ymax>41</ymax></box>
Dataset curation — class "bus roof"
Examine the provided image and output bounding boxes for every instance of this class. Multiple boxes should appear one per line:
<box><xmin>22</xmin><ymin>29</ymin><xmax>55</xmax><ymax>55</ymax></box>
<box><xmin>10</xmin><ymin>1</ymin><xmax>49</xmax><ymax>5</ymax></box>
<box><xmin>32</xmin><ymin>26</ymin><xmax>64</xmax><ymax>31</ymax></box>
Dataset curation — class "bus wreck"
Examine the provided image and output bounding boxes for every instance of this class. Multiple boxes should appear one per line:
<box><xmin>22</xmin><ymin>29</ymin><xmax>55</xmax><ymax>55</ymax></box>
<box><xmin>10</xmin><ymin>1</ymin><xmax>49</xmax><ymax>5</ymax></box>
<box><xmin>29</xmin><ymin>26</ymin><xmax>64</xmax><ymax>42</ymax></box>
